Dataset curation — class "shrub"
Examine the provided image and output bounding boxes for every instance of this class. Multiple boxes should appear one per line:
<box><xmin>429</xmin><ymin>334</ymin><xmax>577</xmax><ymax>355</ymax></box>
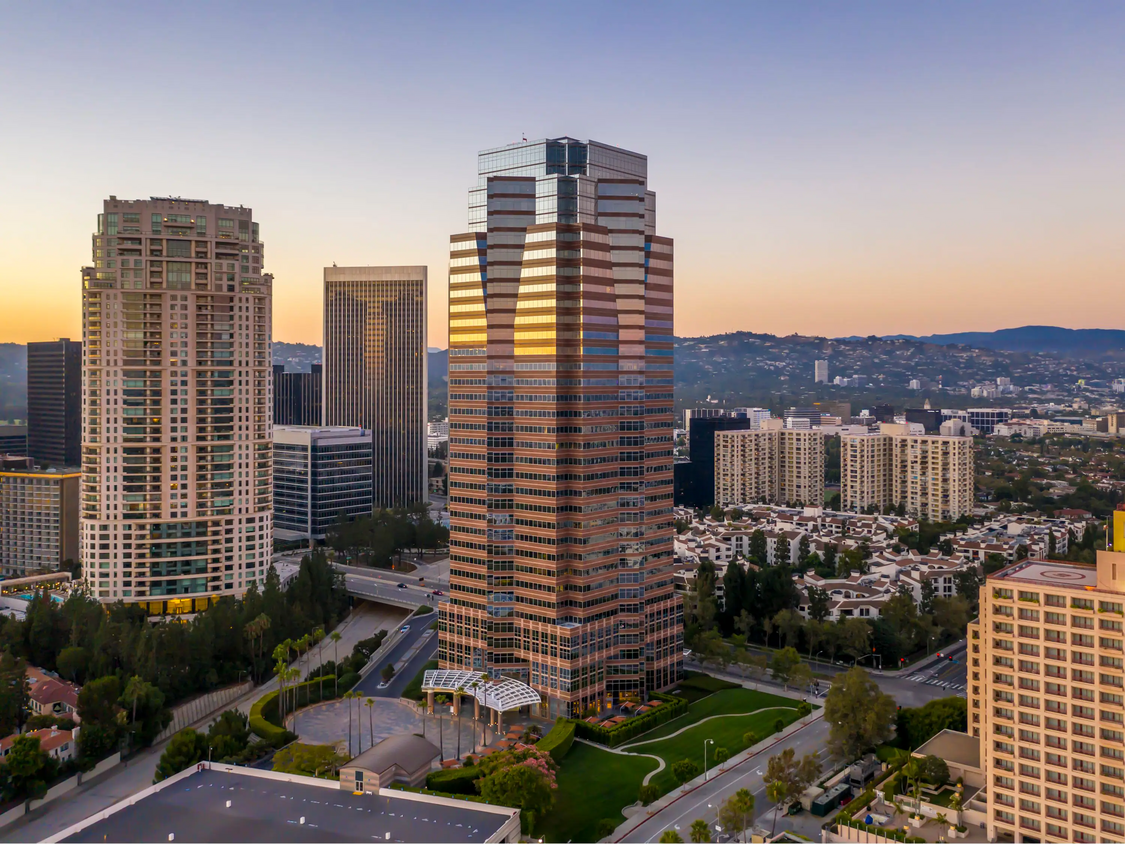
<box><xmin>596</xmin><ymin>818</ymin><xmax>619</xmax><ymax>839</ymax></box>
<box><xmin>639</xmin><ymin>783</ymin><xmax>662</xmax><ymax>805</ymax></box>
<box><xmin>572</xmin><ymin>693</ymin><xmax>690</xmax><ymax>747</ymax></box>
<box><xmin>536</xmin><ymin>718</ymin><xmax>575</xmax><ymax>762</ymax></box>
<box><xmin>426</xmin><ymin>765</ymin><xmax>483</xmax><ymax>795</ymax></box>
<box><xmin>796</xmin><ymin>701</ymin><xmax>813</xmax><ymax>717</ymax></box>
<box><xmin>743</xmin><ymin>730</ymin><xmax>758</xmax><ymax>747</ymax></box>
<box><xmin>249</xmin><ymin>692</ymin><xmax>288</xmax><ymax>743</ymax></box>
<box><xmin>338</xmin><ymin>672</ymin><xmax>360</xmax><ymax>693</ymax></box>
<box><xmin>773</xmin><ymin>718</ymin><xmax>786</xmax><ymax>734</ymax></box>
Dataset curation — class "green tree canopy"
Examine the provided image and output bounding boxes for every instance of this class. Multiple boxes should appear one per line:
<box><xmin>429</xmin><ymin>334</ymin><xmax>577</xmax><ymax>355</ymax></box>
<box><xmin>824</xmin><ymin>666</ymin><xmax>896</xmax><ymax>760</ymax></box>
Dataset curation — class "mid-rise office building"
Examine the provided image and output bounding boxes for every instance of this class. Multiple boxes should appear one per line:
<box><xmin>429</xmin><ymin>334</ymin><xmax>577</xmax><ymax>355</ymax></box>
<box><xmin>814</xmin><ymin>359</ymin><xmax>828</xmax><ymax>384</ymax></box>
<box><xmin>273</xmin><ymin>363</ymin><xmax>322</xmax><ymax>426</ymax></box>
<box><xmin>0</xmin><ymin>466</ymin><xmax>79</xmax><ymax>576</ymax></box>
<box><xmin>968</xmin><ymin>508</ymin><xmax>1125</xmax><ymax>843</ymax></box>
<box><xmin>0</xmin><ymin>424</ymin><xmax>28</xmax><ymax>457</ymax></box>
<box><xmin>323</xmin><ymin>266</ymin><xmax>426</xmax><ymax>510</ymax></box>
<box><xmin>714</xmin><ymin>420</ymin><xmax>824</xmax><ymax>508</ymax></box>
<box><xmin>841</xmin><ymin>422</ymin><xmax>974</xmax><ymax>521</ymax></box>
<box><xmin>439</xmin><ymin>137</ymin><xmax>682</xmax><ymax>717</ymax></box>
<box><xmin>27</xmin><ymin>339</ymin><xmax>81</xmax><ymax>467</ymax></box>
<box><xmin>273</xmin><ymin>426</ymin><xmax>373</xmax><ymax>541</ymax></box>
<box><xmin>80</xmin><ymin>197</ymin><xmax>273</xmax><ymax>611</ymax></box>
<box><xmin>967</xmin><ymin>407</ymin><xmax>1011</xmax><ymax>435</ymax></box>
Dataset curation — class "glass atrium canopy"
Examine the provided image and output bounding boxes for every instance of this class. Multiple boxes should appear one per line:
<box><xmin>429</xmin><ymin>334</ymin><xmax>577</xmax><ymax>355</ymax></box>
<box><xmin>422</xmin><ymin>669</ymin><xmax>541</xmax><ymax>712</ymax></box>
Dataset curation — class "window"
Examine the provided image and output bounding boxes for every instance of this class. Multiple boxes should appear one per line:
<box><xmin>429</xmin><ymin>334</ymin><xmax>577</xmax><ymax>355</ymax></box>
<box><xmin>151</xmin><ymin>213</ymin><xmax>162</xmax><ymax>233</ymax></box>
<box><xmin>196</xmin><ymin>216</ymin><xmax>207</xmax><ymax>236</ymax></box>
<box><xmin>167</xmin><ymin>263</ymin><xmax>191</xmax><ymax>289</ymax></box>
<box><xmin>106</xmin><ymin>213</ymin><xmax>118</xmax><ymax>235</ymax></box>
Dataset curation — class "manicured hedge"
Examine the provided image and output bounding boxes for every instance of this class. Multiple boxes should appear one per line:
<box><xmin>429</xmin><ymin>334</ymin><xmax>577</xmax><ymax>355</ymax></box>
<box><xmin>250</xmin><ymin>676</ymin><xmax>338</xmax><ymax>743</ymax></box>
<box><xmin>425</xmin><ymin>765</ymin><xmax>483</xmax><ymax>794</ymax></box>
<box><xmin>572</xmin><ymin>692</ymin><xmax>689</xmax><ymax>748</ymax></box>
<box><xmin>537</xmin><ymin>718</ymin><xmax>576</xmax><ymax>762</ymax></box>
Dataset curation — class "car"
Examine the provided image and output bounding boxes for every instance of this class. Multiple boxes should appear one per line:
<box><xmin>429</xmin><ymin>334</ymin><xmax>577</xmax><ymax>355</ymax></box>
<box><xmin>432</xmin><ymin>589</ymin><xmax>444</xmax><ymax>596</ymax></box>
<box><xmin>400</xmin><ymin>624</ymin><xmax>410</xmax><ymax>633</ymax></box>
<box><xmin>683</xmin><ymin>648</ymin><xmax>693</xmax><ymax>657</ymax></box>
<box><xmin>397</xmin><ymin>582</ymin><xmax>407</xmax><ymax>589</ymax></box>
<box><xmin>377</xmin><ymin>680</ymin><xmax>390</xmax><ymax>690</ymax></box>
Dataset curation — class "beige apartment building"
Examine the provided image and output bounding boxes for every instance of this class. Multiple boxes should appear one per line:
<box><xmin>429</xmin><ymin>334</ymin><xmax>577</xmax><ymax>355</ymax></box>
<box><xmin>841</xmin><ymin>423</ymin><xmax>973</xmax><ymax>520</ymax></box>
<box><xmin>714</xmin><ymin>420</ymin><xmax>824</xmax><ymax>508</ymax></box>
<box><xmin>0</xmin><ymin>465</ymin><xmax>79</xmax><ymax>576</ymax></box>
<box><xmin>969</xmin><ymin>508</ymin><xmax>1125</xmax><ymax>843</ymax></box>
<box><xmin>80</xmin><ymin>197</ymin><xmax>272</xmax><ymax>613</ymax></box>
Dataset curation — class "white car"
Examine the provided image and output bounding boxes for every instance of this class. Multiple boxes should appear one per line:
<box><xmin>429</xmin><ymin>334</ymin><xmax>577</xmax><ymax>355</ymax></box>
<box><xmin>400</xmin><ymin>624</ymin><xmax>410</xmax><ymax>634</ymax></box>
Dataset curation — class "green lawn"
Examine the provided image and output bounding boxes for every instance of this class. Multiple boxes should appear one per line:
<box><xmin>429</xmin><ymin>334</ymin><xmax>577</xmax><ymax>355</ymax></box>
<box><xmin>539</xmin><ymin>742</ymin><xmax>658</xmax><ymax>843</ymax></box>
<box><xmin>619</xmin><ymin>688</ymin><xmax>808</xmax><ymax>793</ymax></box>
<box><xmin>673</xmin><ymin>671</ymin><xmax>740</xmax><ymax>703</ymax></box>
<box><xmin>634</xmin><ymin>687</ymin><xmax>799</xmax><ymax>743</ymax></box>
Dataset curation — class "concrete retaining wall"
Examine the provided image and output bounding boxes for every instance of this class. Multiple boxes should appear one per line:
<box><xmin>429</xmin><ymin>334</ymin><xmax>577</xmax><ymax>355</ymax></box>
<box><xmin>156</xmin><ymin>681</ymin><xmax>253</xmax><ymax>741</ymax></box>
<box><xmin>0</xmin><ymin>752</ymin><xmax>122</xmax><ymax>831</ymax></box>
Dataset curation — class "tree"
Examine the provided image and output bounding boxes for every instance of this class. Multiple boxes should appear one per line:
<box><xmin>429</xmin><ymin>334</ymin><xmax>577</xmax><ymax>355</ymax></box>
<box><xmin>659</xmin><ymin>831</ymin><xmax>684</xmax><ymax>843</ymax></box>
<box><xmin>478</xmin><ymin>759</ymin><xmax>556</xmax><ymax>833</ymax></box>
<box><xmin>56</xmin><ymin>646</ymin><xmax>89</xmax><ymax>684</ymax></box>
<box><xmin>155</xmin><ymin>728</ymin><xmax>208</xmax><ymax>782</ymax></box>
<box><xmin>770</xmin><ymin>647</ymin><xmax>801</xmax><ymax>690</ymax></box>
<box><xmin>806</xmin><ymin>586</ymin><xmax>830</xmax><ymax>622</ymax></box>
<box><xmin>597</xmin><ymin>818</ymin><xmax>619</xmax><ymax>839</ymax></box>
<box><xmin>120</xmin><ymin>676</ymin><xmax>169</xmax><ymax>749</ymax></box>
<box><xmin>743</xmin><ymin>730</ymin><xmax>758</xmax><ymax>748</ymax></box>
<box><xmin>272</xmin><ymin>742</ymin><xmax>347</xmax><ymax>777</ymax></box>
<box><xmin>838</xmin><ymin>616</ymin><xmax>872</xmax><ymax>660</ymax></box>
<box><xmin>5</xmin><ymin>735</ymin><xmax>57</xmax><ymax>800</ymax></box>
<box><xmin>822</xmin><ymin>543</ymin><xmax>837</xmax><ymax>571</ymax></box>
<box><xmin>330</xmin><ymin>630</ymin><xmax>343</xmax><ymax>697</ymax></box>
<box><xmin>714</xmin><ymin>747</ymin><xmax>730</xmax><ymax>768</ymax></box>
<box><xmin>689</xmin><ymin>819</ymin><xmax>711</xmax><ymax>843</ymax></box>
<box><xmin>718</xmin><ymin>788</ymin><xmax>755</xmax><ymax>843</ymax></box>
<box><xmin>639</xmin><ymin>783</ymin><xmax>662</xmax><ymax>805</ymax></box>
<box><xmin>208</xmin><ymin>709</ymin><xmax>251</xmax><ymax>760</ymax></box>
<box><xmin>749</xmin><ymin>529</ymin><xmax>768</xmax><ymax>564</ymax></box>
<box><xmin>763</xmin><ymin>748</ymin><xmax>821</xmax><ymax>835</ymax></box>
<box><xmin>932</xmin><ymin>595</ymin><xmax>971</xmax><ymax>640</ymax></box>
<box><xmin>798</xmin><ymin>534</ymin><xmax>811</xmax><ymax>565</ymax></box>
<box><xmin>77</xmin><ymin>675</ymin><xmax>122</xmax><ymax>761</ymax></box>
<box><xmin>824</xmin><ymin>666</ymin><xmax>896</xmax><ymax>760</ymax></box>
<box><xmin>745</xmin><ymin>654</ymin><xmax>769</xmax><ymax>689</ymax></box>
<box><xmin>672</xmin><ymin>758</ymin><xmax>701</xmax><ymax>785</ymax></box>
<box><xmin>919</xmin><ymin>579</ymin><xmax>936</xmax><ymax>615</ymax></box>
<box><xmin>381</xmin><ymin>663</ymin><xmax>396</xmax><ymax>683</ymax></box>
<box><xmin>789</xmin><ymin>661</ymin><xmax>814</xmax><ymax>694</ymax></box>
<box><xmin>896</xmin><ymin>696</ymin><xmax>967</xmax><ymax>750</ymax></box>
<box><xmin>773</xmin><ymin>535</ymin><xmax>791</xmax><ymax>566</ymax></box>
<box><xmin>773</xmin><ymin>609</ymin><xmax>803</xmax><ymax>649</ymax></box>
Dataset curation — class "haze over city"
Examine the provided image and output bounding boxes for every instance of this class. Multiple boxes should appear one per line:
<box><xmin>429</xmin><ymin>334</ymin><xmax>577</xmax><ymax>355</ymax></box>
<box><xmin>3</xmin><ymin>1</ymin><xmax>1125</xmax><ymax>346</ymax></box>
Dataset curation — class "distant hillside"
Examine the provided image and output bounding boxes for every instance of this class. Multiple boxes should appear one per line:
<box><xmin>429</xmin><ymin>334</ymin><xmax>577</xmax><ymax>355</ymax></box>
<box><xmin>880</xmin><ymin>326</ymin><xmax>1125</xmax><ymax>359</ymax></box>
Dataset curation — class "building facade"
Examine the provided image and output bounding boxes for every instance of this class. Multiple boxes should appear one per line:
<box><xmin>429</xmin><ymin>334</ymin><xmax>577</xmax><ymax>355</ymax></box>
<box><xmin>273</xmin><ymin>425</ymin><xmax>373</xmax><ymax>541</ymax></box>
<box><xmin>0</xmin><ymin>466</ymin><xmax>79</xmax><ymax>576</ymax></box>
<box><xmin>273</xmin><ymin>363</ymin><xmax>322</xmax><ymax>426</ymax></box>
<box><xmin>0</xmin><ymin>425</ymin><xmax>27</xmax><ymax>456</ymax></box>
<box><xmin>80</xmin><ymin>197</ymin><xmax>273</xmax><ymax>611</ymax></box>
<box><xmin>814</xmin><ymin>359</ymin><xmax>828</xmax><ymax>384</ymax></box>
<box><xmin>969</xmin><ymin>508</ymin><xmax>1125</xmax><ymax>843</ymax></box>
<box><xmin>678</xmin><ymin>416</ymin><xmax>761</xmax><ymax>509</ymax></box>
<box><xmin>714</xmin><ymin>421</ymin><xmax>824</xmax><ymax>508</ymax></box>
<box><xmin>841</xmin><ymin>423</ymin><xmax>974</xmax><ymax>521</ymax></box>
<box><xmin>27</xmin><ymin>339</ymin><xmax>82</xmax><ymax>467</ymax></box>
<box><xmin>323</xmin><ymin>266</ymin><xmax>426</xmax><ymax>510</ymax></box>
<box><xmin>439</xmin><ymin>137</ymin><xmax>682</xmax><ymax>717</ymax></box>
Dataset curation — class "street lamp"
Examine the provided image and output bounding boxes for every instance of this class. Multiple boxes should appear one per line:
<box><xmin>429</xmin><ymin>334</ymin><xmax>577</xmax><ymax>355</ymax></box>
<box><xmin>704</xmin><ymin>738</ymin><xmax>714</xmax><ymax>781</ymax></box>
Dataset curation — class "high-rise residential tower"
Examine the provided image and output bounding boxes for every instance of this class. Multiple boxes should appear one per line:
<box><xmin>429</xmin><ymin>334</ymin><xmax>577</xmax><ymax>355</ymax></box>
<box><xmin>439</xmin><ymin>137</ymin><xmax>682</xmax><ymax>717</ymax></box>
<box><xmin>80</xmin><ymin>197</ymin><xmax>273</xmax><ymax>611</ymax></box>
<box><xmin>814</xmin><ymin>359</ymin><xmax>828</xmax><ymax>384</ymax></box>
<box><xmin>27</xmin><ymin>339</ymin><xmax>82</xmax><ymax>466</ymax></box>
<box><xmin>323</xmin><ymin>266</ymin><xmax>427</xmax><ymax>510</ymax></box>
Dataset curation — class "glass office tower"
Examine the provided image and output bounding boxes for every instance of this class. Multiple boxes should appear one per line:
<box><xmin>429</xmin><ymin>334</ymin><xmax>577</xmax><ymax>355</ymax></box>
<box><xmin>440</xmin><ymin>137</ymin><xmax>682</xmax><ymax>717</ymax></box>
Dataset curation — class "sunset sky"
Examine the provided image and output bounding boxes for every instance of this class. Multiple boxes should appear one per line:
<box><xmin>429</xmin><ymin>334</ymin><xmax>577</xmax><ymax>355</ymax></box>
<box><xmin>2</xmin><ymin>2</ymin><xmax>1123</xmax><ymax>348</ymax></box>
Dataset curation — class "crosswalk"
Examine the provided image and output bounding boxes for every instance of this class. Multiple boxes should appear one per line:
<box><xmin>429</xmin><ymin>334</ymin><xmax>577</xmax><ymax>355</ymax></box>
<box><xmin>906</xmin><ymin>673</ymin><xmax>966</xmax><ymax>691</ymax></box>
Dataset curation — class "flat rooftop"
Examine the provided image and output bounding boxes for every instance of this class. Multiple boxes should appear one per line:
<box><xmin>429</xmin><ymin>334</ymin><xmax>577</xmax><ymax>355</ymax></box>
<box><xmin>56</xmin><ymin>768</ymin><xmax>516</xmax><ymax>843</ymax></box>
<box><xmin>990</xmin><ymin>559</ymin><xmax>1098</xmax><ymax>589</ymax></box>
<box><xmin>914</xmin><ymin>729</ymin><xmax>981</xmax><ymax>770</ymax></box>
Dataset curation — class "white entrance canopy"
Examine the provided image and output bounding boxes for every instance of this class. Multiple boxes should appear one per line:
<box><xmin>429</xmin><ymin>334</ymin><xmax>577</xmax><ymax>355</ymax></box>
<box><xmin>422</xmin><ymin>669</ymin><xmax>541</xmax><ymax>712</ymax></box>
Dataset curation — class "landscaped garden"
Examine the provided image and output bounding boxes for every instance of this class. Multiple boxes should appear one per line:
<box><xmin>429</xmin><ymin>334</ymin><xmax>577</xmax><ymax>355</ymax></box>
<box><xmin>621</xmin><ymin>688</ymin><xmax>808</xmax><ymax>792</ymax></box>
<box><xmin>539</xmin><ymin>742</ymin><xmax>658</xmax><ymax>843</ymax></box>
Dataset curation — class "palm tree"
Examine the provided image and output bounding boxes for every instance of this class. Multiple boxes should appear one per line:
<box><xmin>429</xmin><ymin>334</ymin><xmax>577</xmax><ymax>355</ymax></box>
<box><xmin>468</xmin><ymin>681</ymin><xmax>480</xmax><ymax>750</ymax></box>
<box><xmin>902</xmin><ymin>759</ymin><xmax>924</xmax><ymax>816</ymax></box>
<box><xmin>286</xmin><ymin>667</ymin><xmax>302</xmax><ymax>734</ymax></box>
<box><xmin>344</xmin><ymin>691</ymin><xmax>355</xmax><ymax>757</ymax></box>
<box><xmin>365</xmin><ymin>698</ymin><xmax>375</xmax><ymax>751</ymax></box>
<box><xmin>766</xmin><ymin>781</ymin><xmax>787</xmax><ymax>837</ymax></box>
<box><xmin>296</xmin><ymin>634</ymin><xmax>311</xmax><ymax>705</ymax></box>
<box><xmin>330</xmin><ymin>631</ymin><xmax>342</xmax><ymax>697</ymax></box>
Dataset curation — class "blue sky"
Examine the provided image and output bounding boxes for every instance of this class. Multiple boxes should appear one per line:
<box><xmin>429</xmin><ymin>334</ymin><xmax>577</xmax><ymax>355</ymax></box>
<box><xmin>2</xmin><ymin>1</ymin><xmax>1123</xmax><ymax>345</ymax></box>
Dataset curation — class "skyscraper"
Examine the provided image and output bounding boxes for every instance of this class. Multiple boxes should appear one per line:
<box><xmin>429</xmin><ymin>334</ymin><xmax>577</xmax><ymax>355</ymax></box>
<box><xmin>27</xmin><ymin>339</ymin><xmax>81</xmax><ymax>466</ymax></box>
<box><xmin>273</xmin><ymin>363</ymin><xmax>322</xmax><ymax>426</ymax></box>
<box><xmin>80</xmin><ymin>197</ymin><xmax>273</xmax><ymax>611</ymax></box>
<box><xmin>439</xmin><ymin>137</ymin><xmax>682</xmax><ymax>717</ymax></box>
<box><xmin>814</xmin><ymin>359</ymin><xmax>828</xmax><ymax>384</ymax></box>
<box><xmin>323</xmin><ymin>266</ymin><xmax>427</xmax><ymax>509</ymax></box>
